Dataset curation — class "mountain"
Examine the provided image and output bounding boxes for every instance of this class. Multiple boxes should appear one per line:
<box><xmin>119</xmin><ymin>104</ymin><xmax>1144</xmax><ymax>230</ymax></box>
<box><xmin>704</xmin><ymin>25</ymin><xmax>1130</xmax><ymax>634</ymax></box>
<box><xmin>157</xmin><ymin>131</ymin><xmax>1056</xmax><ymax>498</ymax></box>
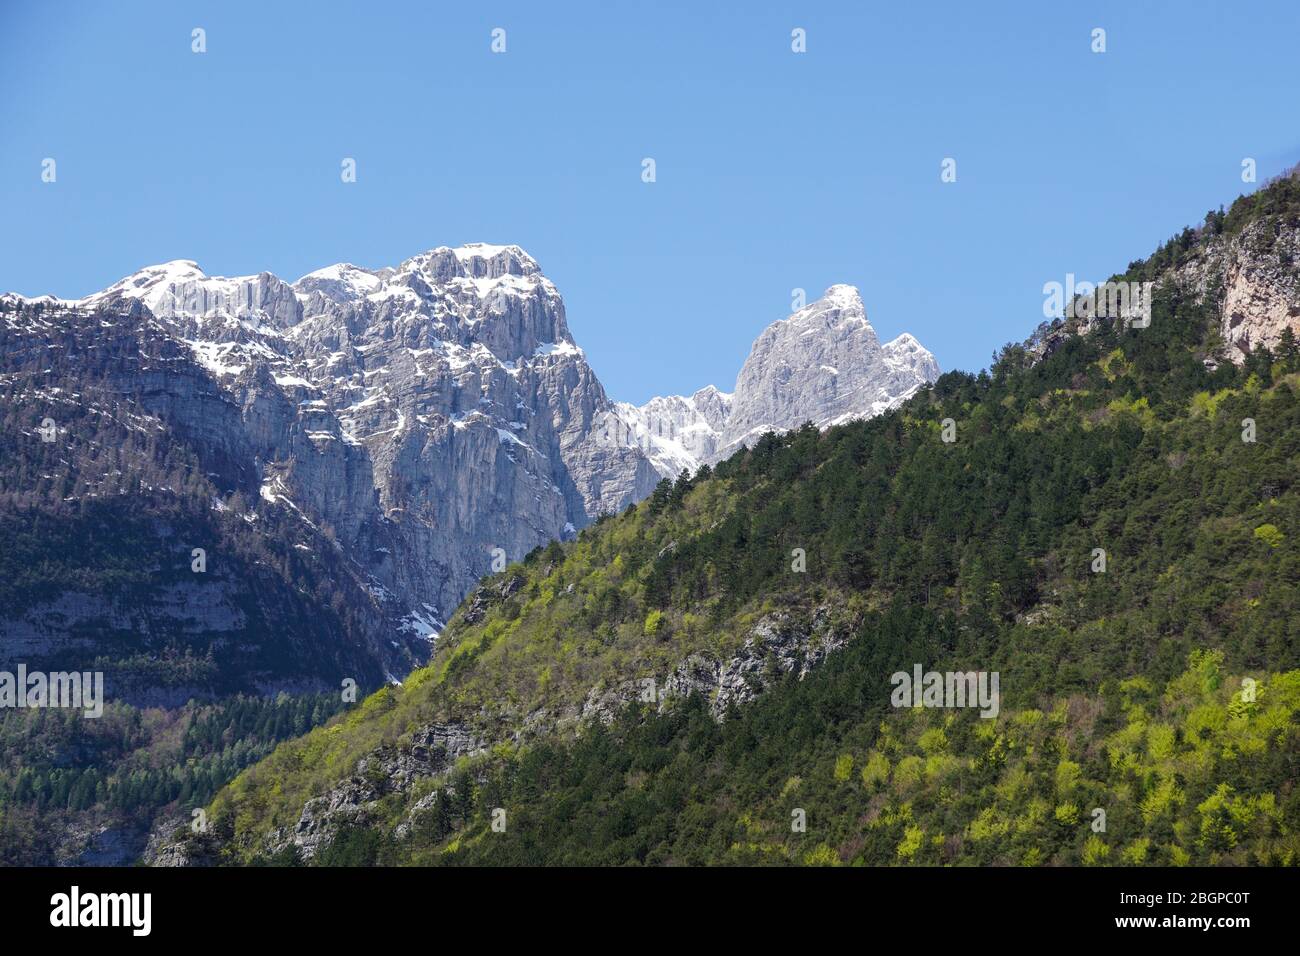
<box><xmin>618</xmin><ymin>285</ymin><xmax>939</xmax><ymax>474</ymax></box>
<box><xmin>1</xmin><ymin>243</ymin><xmax>661</xmax><ymax>700</ymax></box>
<box><xmin>0</xmin><ymin>294</ymin><xmax>421</xmax><ymax>704</ymax></box>
<box><xmin>1</xmin><ymin>249</ymin><xmax>936</xmax><ymax>704</ymax></box>
<box><xmin>717</xmin><ymin>285</ymin><xmax>939</xmax><ymax>461</ymax></box>
<box><xmin>152</xmin><ymin>173</ymin><xmax>1300</xmax><ymax>867</ymax></box>
<box><xmin>612</xmin><ymin>386</ymin><xmax>733</xmax><ymax>477</ymax></box>
<box><xmin>0</xmin><ymin>258</ymin><xmax>930</xmax><ymax>862</ymax></box>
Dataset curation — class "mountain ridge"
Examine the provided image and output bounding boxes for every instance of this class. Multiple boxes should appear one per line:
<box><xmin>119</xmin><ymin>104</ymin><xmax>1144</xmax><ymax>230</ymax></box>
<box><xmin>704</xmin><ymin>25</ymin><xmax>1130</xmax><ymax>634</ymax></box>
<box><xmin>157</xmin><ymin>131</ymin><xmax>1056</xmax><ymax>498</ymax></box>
<box><xmin>151</xmin><ymin>173</ymin><xmax>1300</xmax><ymax>866</ymax></box>
<box><xmin>1</xmin><ymin>247</ymin><xmax>936</xmax><ymax>730</ymax></box>
<box><xmin>616</xmin><ymin>285</ymin><xmax>939</xmax><ymax>474</ymax></box>
<box><xmin>3</xmin><ymin>243</ymin><xmax>662</xmax><ymax>661</ymax></box>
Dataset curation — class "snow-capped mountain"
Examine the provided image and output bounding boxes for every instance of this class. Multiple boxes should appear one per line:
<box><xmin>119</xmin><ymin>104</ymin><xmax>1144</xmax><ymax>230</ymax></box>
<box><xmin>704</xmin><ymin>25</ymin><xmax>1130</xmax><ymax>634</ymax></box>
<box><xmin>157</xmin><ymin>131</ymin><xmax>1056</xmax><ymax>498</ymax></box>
<box><xmin>611</xmin><ymin>386</ymin><xmax>733</xmax><ymax>477</ymax></box>
<box><xmin>2</xmin><ymin>255</ymin><xmax>933</xmax><ymax>699</ymax></box>
<box><xmin>617</xmin><ymin>285</ymin><xmax>939</xmax><ymax>474</ymax></box>
<box><xmin>4</xmin><ymin>244</ymin><xmax>659</xmax><ymax>651</ymax></box>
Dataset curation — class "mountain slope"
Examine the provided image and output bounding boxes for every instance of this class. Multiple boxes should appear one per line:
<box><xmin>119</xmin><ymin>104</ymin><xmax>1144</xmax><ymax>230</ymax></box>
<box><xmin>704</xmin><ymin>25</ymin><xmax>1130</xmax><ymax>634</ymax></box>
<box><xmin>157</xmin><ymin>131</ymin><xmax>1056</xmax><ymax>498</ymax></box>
<box><xmin>157</xmin><ymin>173</ymin><xmax>1300</xmax><ymax>867</ymax></box>
<box><xmin>326</xmin><ymin>639</ymin><xmax>1300</xmax><ymax>866</ymax></box>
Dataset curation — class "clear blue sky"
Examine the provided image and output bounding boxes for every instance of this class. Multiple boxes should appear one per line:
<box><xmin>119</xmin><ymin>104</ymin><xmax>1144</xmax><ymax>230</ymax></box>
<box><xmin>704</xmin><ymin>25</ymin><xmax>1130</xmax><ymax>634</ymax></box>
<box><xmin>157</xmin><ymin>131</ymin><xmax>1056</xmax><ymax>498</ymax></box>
<box><xmin>2</xmin><ymin>1</ymin><xmax>1298</xmax><ymax>404</ymax></box>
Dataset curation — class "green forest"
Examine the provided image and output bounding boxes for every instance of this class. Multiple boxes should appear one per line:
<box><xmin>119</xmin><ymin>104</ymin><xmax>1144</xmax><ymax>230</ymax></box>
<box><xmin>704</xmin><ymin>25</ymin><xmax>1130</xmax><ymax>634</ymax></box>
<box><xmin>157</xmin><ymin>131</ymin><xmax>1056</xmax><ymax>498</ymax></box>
<box><xmin>0</xmin><ymin>692</ymin><xmax>344</xmax><ymax>864</ymax></box>
<box><xmin>319</xmin><ymin>639</ymin><xmax>1300</xmax><ymax>867</ymax></box>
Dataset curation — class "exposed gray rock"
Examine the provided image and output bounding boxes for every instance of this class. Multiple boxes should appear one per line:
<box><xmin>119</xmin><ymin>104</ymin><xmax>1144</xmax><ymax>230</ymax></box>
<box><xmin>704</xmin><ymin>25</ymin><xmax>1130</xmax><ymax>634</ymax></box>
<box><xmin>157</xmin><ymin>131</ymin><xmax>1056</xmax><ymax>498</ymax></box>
<box><xmin>394</xmin><ymin>790</ymin><xmax>443</xmax><ymax>842</ymax></box>
<box><xmin>1183</xmin><ymin>219</ymin><xmax>1300</xmax><ymax>363</ymax></box>
<box><xmin>614</xmin><ymin>286</ymin><xmax>938</xmax><ymax>474</ymax></box>
<box><xmin>8</xmin><ymin>244</ymin><xmax>661</xmax><ymax>659</ymax></box>
<box><xmin>253</xmin><ymin>722</ymin><xmax>485</xmax><ymax>861</ymax></box>
<box><xmin>142</xmin><ymin>816</ymin><xmax>203</xmax><ymax>868</ymax></box>
<box><xmin>1025</xmin><ymin>214</ymin><xmax>1300</xmax><ymax>368</ymax></box>
<box><xmin>717</xmin><ymin>286</ymin><xmax>938</xmax><ymax>461</ymax></box>
<box><xmin>612</xmin><ymin>386</ymin><xmax>733</xmax><ymax>476</ymax></box>
<box><xmin>578</xmin><ymin>605</ymin><xmax>850</xmax><ymax>723</ymax></box>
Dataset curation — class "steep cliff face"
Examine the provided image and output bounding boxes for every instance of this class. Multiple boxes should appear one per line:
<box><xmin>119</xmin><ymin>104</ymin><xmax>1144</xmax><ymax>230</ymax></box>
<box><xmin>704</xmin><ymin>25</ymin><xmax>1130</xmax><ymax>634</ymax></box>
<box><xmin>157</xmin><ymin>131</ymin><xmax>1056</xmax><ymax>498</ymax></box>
<box><xmin>612</xmin><ymin>386</ymin><xmax>733</xmax><ymax>477</ymax></box>
<box><xmin>1025</xmin><ymin>173</ymin><xmax>1300</xmax><ymax>369</ymax></box>
<box><xmin>0</xmin><ymin>296</ymin><xmax>418</xmax><ymax>701</ymax></box>
<box><xmin>618</xmin><ymin>286</ymin><xmax>939</xmax><ymax>474</ymax></box>
<box><xmin>1</xmin><ymin>244</ymin><xmax>660</xmax><ymax>687</ymax></box>
<box><xmin>1175</xmin><ymin>218</ymin><xmax>1300</xmax><ymax>363</ymax></box>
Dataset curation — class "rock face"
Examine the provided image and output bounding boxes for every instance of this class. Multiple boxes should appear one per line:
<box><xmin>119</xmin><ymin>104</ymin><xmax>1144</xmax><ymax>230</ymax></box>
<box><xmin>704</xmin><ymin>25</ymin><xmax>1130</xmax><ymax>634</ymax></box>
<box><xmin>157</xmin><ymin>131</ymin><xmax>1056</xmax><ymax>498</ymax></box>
<box><xmin>612</xmin><ymin>386</ymin><xmax>733</xmax><ymax>477</ymax></box>
<box><xmin>266</xmin><ymin>722</ymin><xmax>486</xmax><ymax>862</ymax></box>
<box><xmin>1025</xmin><ymin>213</ymin><xmax>1300</xmax><ymax>369</ymax></box>
<box><xmin>577</xmin><ymin>606</ymin><xmax>849</xmax><ymax>724</ymax></box>
<box><xmin>616</xmin><ymin>286</ymin><xmax>938</xmax><ymax>473</ymax></box>
<box><xmin>1185</xmin><ymin>219</ymin><xmax>1300</xmax><ymax>363</ymax></box>
<box><xmin>6</xmin><ymin>244</ymin><xmax>660</xmax><ymax>650</ymax></box>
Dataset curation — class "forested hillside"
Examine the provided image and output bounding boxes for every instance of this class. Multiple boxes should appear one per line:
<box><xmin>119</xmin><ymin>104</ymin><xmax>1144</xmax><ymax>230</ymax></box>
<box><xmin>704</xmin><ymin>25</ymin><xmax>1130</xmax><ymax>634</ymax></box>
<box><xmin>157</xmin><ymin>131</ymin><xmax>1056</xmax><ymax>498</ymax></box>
<box><xmin>164</xmin><ymin>172</ymin><xmax>1300</xmax><ymax>867</ymax></box>
<box><xmin>344</xmin><ymin>643</ymin><xmax>1299</xmax><ymax>866</ymax></box>
<box><xmin>0</xmin><ymin>692</ymin><xmax>345</xmax><ymax>864</ymax></box>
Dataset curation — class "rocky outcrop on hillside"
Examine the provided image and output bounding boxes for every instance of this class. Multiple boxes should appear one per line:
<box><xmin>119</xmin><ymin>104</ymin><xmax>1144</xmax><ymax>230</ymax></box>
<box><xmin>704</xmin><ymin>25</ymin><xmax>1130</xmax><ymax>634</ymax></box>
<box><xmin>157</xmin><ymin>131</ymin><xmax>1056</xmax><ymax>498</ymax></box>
<box><xmin>576</xmin><ymin>605</ymin><xmax>850</xmax><ymax>724</ymax></box>
<box><xmin>144</xmin><ymin>604</ymin><xmax>852</xmax><ymax>864</ymax></box>
<box><xmin>1025</xmin><ymin>202</ymin><xmax>1300</xmax><ymax>369</ymax></box>
<box><xmin>1178</xmin><ymin>218</ymin><xmax>1300</xmax><ymax>363</ymax></box>
<box><xmin>265</xmin><ymin>723</ymin><xmax>487</xmax><ymax>862</ymax></box>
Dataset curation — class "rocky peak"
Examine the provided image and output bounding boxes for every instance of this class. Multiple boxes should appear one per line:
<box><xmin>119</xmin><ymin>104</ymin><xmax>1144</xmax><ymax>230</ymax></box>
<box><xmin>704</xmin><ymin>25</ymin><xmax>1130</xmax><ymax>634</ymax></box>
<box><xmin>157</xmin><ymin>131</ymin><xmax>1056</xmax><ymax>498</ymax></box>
<box><xmin>84</xmin><ymin>260</ymin><xmax>304</xmax><ymax>331</ymax></box>
<box><xmin>718</xmin><ymin>284</ymin><xmax>932</xmax><ymax>456</ymax></box>
<box><xmin>616</xmin><ymin>285</ymin><xmax>937</xmax><ymax>474</ymax></box>
<box><xmin>10</xmin><ymin>244</ymin><xmax>660</xmax><ymax>648</ymax></box>
<box><xmin>882</xmin><ymin>332</ymin><xmax>942</xmax><ymax>379</ymax></box>
<box><xmin>795</xmin><ymin>283</ymin><xmax>873</xmax><ymax>323</ymax></box>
